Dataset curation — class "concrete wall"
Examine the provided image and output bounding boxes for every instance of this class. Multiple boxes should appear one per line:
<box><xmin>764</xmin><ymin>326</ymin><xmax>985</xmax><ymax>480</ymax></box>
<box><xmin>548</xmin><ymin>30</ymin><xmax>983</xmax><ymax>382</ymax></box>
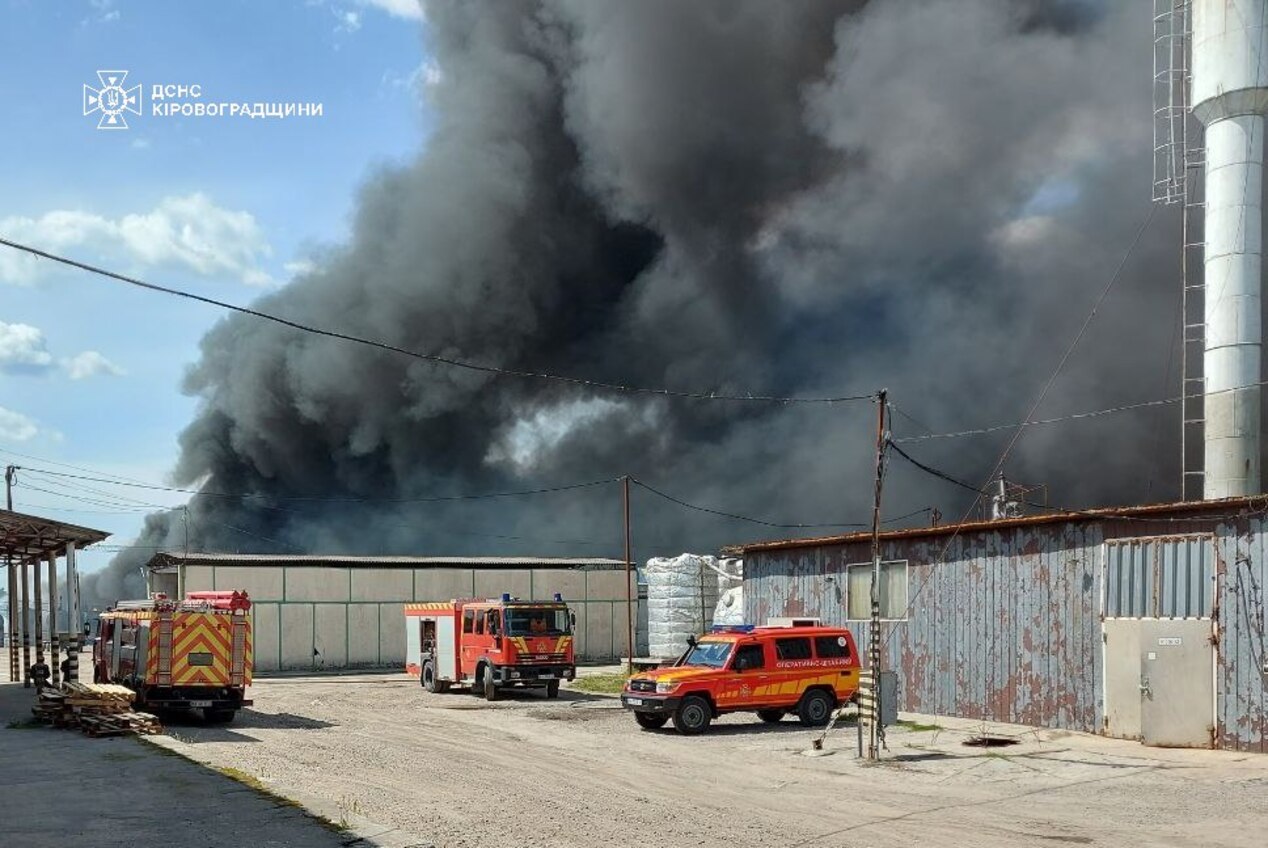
<box><xmin>182</xmin><ymin>562</ymin><xmax>637</xmax><ymax>672</ymax></box>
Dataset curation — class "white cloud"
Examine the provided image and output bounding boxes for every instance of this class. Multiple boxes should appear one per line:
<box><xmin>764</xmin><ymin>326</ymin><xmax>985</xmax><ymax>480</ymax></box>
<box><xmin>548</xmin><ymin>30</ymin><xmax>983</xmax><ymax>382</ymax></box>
<box><xmin>358</xmin><ymin>0</ymin><xmax>423</xmax><ymax>20</ymax></box>
<box><xmin>337</xmin><ymin>10</ymin><xmax>362</xmax><ymax>32</ymax></box>
<box><xmin>63</xmin><ymin>351</ymin><xmax>125</xmax><ymax>380</ymax></box>
<box><xmin>0</xmin><ymin>193</ymin><xmax>274</xmax><ymax>287</ymax></box>
<box><xmin>0</xmin><ymin>321</ymin><xmax>54</xmax><ymax>373</ymax></box>
<box><xmin>0</xmin><ymin>407</ymin><xmax>38</xmax><ymax>442</ymax></box>
<box><xmin>284</xmin><ymin>259</ymin><xmax>317</xmax><ymax>277</ymax></box>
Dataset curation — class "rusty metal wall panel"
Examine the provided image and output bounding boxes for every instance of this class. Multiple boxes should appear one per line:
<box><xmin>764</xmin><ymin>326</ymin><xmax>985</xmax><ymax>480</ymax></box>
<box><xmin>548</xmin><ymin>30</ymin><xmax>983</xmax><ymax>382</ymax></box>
<box><xmin>1217</xmin><ymin>517</ymin><xmax>1267</xmax><ymax>752</ymax></box>
<box><xmin>745</xmin><ymin>521</ymin><xmax>1105</xmax><ymax>735</ymax></box>
<box><xmin>744</xmin><ymin>512</ymin><xmax>1268</xmax><ymax>750</ymax></box>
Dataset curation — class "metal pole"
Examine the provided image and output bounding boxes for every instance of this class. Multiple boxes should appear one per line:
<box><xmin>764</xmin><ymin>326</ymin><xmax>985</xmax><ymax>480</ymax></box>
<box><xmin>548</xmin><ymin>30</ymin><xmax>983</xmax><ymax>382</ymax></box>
<box><xmin>32</xmin><ymin>555</ymin><xmax>43</xmax><ymax>669</ymax></box>
<box><xmin>65</xmin><ymin>542</ymin><xmax>79</xmax><ymax>684</ymax></box>
<box><xmin>5</xmin><ymin>465</ymin><xmax>14</xmax><ymax>683</ymax></box>
<box><xmin>47</xmin><ymin>553</ymin><xmax>59</xmax><ymax>687</ymax></box>
<box><xmin>19</xmin><ymin>557</ymin><xmax>30</xmax><ymax>687</ymax></box>
<box><xmin>623</xmin><ymin>475</ymin><xmax>634</xmax><ymax>674</ymax></box>
<box><xmin>867</xmin><ymin>390</ymin><xmax>889</xmax><ymax>760</ymax></box>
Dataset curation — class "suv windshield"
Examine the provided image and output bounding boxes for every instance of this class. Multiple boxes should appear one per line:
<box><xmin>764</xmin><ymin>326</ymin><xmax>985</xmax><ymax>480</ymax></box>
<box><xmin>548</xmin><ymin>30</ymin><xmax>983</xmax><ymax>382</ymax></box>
<box><xmin>505</xmin><ymin>608</ymin><xmax>570</xmax><ymax>636</ymax></box>
<box><xmin>682</xmin><ymin>640</ymin><xmax>733</xmax><ymax>668</ymax></box>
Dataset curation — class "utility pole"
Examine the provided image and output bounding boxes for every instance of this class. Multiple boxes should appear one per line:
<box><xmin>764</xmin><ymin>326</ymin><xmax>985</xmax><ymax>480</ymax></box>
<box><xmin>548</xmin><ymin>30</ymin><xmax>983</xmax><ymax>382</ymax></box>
<box><xmin>623</xmin><ymin>475</ymin><xmax>634</xmax><ymax>675</ymax></box>
<box><xmin>866</xmin><ymin>390</ymin><xmax>889</xmax><ymax>760</ymax></box>
<box><xmin>5</xmin><ymin>465</ymin><xmax>14</xmax><ymax>683</ymax></box>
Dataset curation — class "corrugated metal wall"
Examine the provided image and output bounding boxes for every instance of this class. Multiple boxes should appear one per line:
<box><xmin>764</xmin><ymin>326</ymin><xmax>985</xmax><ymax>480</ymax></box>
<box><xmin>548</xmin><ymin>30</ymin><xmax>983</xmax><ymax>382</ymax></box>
<box><xmin>744</xmin><ymin>513</ymin><xmax>1268</xmax><ymax>752</ymax></box>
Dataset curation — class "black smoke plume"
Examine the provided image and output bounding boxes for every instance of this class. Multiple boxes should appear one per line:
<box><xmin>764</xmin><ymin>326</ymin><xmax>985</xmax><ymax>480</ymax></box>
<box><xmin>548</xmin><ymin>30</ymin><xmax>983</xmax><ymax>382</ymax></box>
<box><xmin>87</xmin><ymin>1</ymin><xmax>1192</xmax><ymax>608</ymax></box>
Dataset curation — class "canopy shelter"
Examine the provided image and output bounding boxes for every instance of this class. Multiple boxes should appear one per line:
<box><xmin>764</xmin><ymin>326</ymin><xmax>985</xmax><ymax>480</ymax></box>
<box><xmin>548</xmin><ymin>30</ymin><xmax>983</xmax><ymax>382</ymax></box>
<box><xmin>3</xmin><ymin>509</ymin><xmax>110</xmax><ymax>688</ymax></box>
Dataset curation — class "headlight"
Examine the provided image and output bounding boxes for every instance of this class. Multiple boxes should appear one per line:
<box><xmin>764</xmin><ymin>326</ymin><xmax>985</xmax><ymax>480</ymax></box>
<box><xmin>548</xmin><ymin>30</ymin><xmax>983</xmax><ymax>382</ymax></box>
<box><xmin>656</xmin><ymin>680</ymin><xmax>679</xmax><ymax>694</ymax></box>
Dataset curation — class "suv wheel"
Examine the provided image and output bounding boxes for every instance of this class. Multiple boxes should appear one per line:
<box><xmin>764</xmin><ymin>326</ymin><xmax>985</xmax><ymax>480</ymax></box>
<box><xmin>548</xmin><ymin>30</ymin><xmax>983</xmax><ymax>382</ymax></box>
<box><xmin>756</xmin><ymin>709</ymin><xmax>785</xmax><ymax>724</ymax></box>
<box><xmin>634</xmin><ymin>712</ymin><xmax>669</xmax><ymax>730</ymax></box>
<box><xmin>545</xmin><ymin>680</ymin><xmax>560</xmax><ymax>699</ymax></box>
<box><xmin>422</xmin><ymin>660</ymin><xmax>436</xmax><ymax>692</ymax></box>
<box><xmin>672</xmin><ymin>695</ymin><xmax>712</xmax><ymax>735</ymax></box>
<box><xmin>797</xmin><ymin>688</ymin><xmax>834</xmax><ymax>727</ymax></box>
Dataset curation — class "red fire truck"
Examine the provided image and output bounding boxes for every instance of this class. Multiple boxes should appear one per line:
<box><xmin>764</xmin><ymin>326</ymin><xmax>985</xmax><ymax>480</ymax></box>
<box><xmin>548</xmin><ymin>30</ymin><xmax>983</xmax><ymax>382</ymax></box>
<box><xmin>404</xmin><ymin>594</ymin><xmax>576</xmax><ymax>700</ymax></box>
<box><xmin>94</xmin><ymin>591</ymin><xmax>253</xmax><ymax>722</ymax></box>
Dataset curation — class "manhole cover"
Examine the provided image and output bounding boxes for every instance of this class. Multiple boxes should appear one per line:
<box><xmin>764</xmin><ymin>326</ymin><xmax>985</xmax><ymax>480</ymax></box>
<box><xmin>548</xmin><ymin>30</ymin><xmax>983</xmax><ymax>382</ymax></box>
<box><xmin>962</xmin><ymin>735</ymin><xmax>1020</xmax><ymax>748</ymax></box>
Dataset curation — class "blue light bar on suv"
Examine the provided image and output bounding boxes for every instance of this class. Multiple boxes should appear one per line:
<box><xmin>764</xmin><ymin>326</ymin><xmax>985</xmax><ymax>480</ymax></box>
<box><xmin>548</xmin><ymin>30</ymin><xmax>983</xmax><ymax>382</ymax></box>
<box><xmin>710</xmin><ymin>624</ymin><xmax>755</xmax><ymax>633</ymax></box>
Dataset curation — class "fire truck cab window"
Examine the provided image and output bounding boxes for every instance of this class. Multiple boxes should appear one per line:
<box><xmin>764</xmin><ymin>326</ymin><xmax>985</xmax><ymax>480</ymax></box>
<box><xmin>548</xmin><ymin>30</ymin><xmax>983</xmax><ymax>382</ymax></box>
<box><xmin>506</xmin><ymin>609</ymin><xmax>570</xmax><ymax>636</ymax></box>
<box><xmin>486</xmin><ymin>609</ymin><xmax>501</xmax><ymax>635</ymax></box>
<box><xmin>775</xmin><ymin>637</ymin><xmax>812</xmax><ymax>661</ymax></box>
<box><xmin>462</xmin><ymin>609</ymin><xmax>475</xmax><ymax>634</ymax></box>
<box><xmin>474</xmin><ymin>611</ymin><xmax>485</xmax><ymax>635</ymax></box>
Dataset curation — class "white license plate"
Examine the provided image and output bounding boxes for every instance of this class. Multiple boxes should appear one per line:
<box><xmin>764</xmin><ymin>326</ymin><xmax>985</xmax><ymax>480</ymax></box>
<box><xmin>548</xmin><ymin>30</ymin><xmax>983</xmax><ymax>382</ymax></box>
<box><xmin>539</xmin><ymin>672</ymin><xmax>554</xmax><ymax>678</ymax></box>
<box><xmin>189</xmin><ymin>700</ymin><xmax>213</xmax><ymax>708</ymax></box>
<box><xmin>626</xmin><ymin>697</ymin><xmax>643</xmax><ymax>706</ymax></box>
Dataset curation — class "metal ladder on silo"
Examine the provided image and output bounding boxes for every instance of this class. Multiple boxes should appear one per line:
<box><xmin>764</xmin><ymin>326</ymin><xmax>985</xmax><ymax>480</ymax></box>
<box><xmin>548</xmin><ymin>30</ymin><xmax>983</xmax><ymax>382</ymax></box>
<box><xmin>1154</xmin><ymin>0</ymin><xmax>1205</xmax><ymax>500</ymax></box>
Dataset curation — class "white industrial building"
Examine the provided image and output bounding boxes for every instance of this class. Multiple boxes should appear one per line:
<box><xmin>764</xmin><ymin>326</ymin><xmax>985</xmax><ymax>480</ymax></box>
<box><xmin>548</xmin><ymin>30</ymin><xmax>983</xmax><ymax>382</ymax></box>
<box><xmin>146</xmin><ymin>553</ymin><xmax>639</xmax><ymax>672</ymax></box>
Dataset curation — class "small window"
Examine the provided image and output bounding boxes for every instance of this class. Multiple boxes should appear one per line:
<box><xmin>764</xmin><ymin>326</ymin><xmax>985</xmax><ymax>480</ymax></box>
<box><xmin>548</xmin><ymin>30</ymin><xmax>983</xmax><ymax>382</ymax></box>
<box><xmin>815</xmin><ymin>635</ymin><xmax>850</xmax><ymax>659</ymax></box>
<box><xmin>734</xmin><ymin>643</ymin><xmax>764</xmax><ymax>670</ymax></box>
<box><xmin>846</xmin><ymin>561</ymin><xmax>909</xmax><ymax>620</ymax></box>
<box><xmin>775</xmin><ymin>637</ymin><xmax>812</xmax><ymax>661</ymax></box>
<box><xmin>474</xmin><ymin>611</ymin><xmax>485</xmax><ymax>635</ymax></box>
<box><xmin>486</xmin><ymin>610</ymin><xmax>501</xmax><ymax>635</ymax></box>
<box><xmin>462</xmin><ymin>609</ymin><xmax>475</xmax><ymax>634</ymax></box>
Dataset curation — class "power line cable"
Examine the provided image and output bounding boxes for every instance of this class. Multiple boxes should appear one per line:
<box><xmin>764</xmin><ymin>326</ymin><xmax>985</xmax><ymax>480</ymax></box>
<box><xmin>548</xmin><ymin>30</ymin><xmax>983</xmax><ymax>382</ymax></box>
<box><xmin>0</xmin><ymin>237</ymin><xmax>875</xmax><ymax>406</ymax></box>
<box><xmin>629</xmin><ymin>476</ymin><xmax>867</xmax><ymax>529</ymax></box>
<box><xmin>17</xmin><ymin>466</ymin><xmax>621</xmax><ymax>504</ymax></box>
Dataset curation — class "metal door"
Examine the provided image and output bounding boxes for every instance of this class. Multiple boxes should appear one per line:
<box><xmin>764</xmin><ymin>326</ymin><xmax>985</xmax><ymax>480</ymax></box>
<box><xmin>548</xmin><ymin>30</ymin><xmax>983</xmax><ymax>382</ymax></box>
<box><xmin>1139</xmin><ymin>619</ymin><xmax>1215</xmax><ymax>748</ymax></box>
<box><xmin>1102</xmin><ymin>619</ymin><xmax>1142</xmax><ymax>739</ymax></box>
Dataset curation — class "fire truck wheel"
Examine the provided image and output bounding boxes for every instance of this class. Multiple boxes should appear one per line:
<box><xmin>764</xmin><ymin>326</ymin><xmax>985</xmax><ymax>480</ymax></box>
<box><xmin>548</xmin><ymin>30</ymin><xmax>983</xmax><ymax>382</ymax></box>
<box><xmin>422</xmin><ymin>660</ymin><xmax>437</xmax><ymax>693</ymax></box>
<box><xmin>482</xmin><ymin>664</ymin><xmax>500</xmax><ymax>701</ymax></box>
<box><xmin>545</xmin><ymin>680</ymin><xmax>560</xmax><ymax>699</ymax></box>
<box><xmin>672</xmin><ymin>695</ymin><xmax>712</xmax><ymax>735</ymax></box>
<box><xmin>634</xmin><ymin>712</ymin><xmax>669</xmax><ymax>730</ymax></box>
<box><xmin>797</xmin><ymin>688</ymin><xmax>834</xmax><ymax>727</ymax></box>
<box><xmin>756</xmin><ymin>709</ymin><xmax>785</xmax><ymax>724</ymax></box>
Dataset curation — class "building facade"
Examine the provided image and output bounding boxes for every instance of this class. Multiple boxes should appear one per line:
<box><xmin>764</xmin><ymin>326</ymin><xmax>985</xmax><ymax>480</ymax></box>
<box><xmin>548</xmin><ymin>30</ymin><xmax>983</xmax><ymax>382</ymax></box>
<box><xmin>147</xmin><ymin>553</ymin><xmax>639</xmax><ymax>672</ymax></box>
<box><xmin>740</xmin><ymin>498</ymin><xmax>1268</xmax><ymax>752</ymax></box>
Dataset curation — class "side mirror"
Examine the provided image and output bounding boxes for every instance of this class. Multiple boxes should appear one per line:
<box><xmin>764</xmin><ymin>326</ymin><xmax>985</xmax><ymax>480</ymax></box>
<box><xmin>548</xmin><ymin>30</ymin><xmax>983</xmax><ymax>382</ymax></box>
<box><xmin>569</xmin><ymin>613</ymin><xmax>576</xmax><ymax>627</ymax></box>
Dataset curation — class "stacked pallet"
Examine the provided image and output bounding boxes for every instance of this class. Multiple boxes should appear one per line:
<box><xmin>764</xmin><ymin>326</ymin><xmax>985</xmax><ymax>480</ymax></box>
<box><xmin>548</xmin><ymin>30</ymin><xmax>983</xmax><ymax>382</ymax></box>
<box><xmin>32</xmin><ymin>683</ymin><xmax>163</xmax><ymax>737</ymax></box>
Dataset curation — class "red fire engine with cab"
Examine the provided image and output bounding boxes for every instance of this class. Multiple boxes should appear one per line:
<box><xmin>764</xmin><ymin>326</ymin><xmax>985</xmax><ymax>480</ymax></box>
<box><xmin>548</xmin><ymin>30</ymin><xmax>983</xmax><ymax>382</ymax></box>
<box><xmin>405</xmin><ymin>593</ymin><xmax>576</xmax><ymax>700</ymax></box>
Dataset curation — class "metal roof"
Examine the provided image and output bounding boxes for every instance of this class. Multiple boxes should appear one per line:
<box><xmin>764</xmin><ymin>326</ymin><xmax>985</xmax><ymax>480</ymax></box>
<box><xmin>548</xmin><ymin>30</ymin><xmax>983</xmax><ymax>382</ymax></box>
<box><xmin>1</xmin><ymin>509</ymin><xmax>111</xmax><ymax>560</ymax></box>
<box><xmin>147</xmin><ymin>552</ymin><xmax>626</xmax><ymax>571</ymax></box>
<box><xmin>736</xmin><ymin>495</ymin><xmax>1268</xmax><ymax>554</ymax></box>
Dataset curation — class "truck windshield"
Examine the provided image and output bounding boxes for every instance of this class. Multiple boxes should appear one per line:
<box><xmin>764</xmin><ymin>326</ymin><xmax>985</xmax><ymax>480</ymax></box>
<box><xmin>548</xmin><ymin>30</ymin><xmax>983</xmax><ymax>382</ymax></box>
<box><xmin>506</xmin><ymin>608</ymin><xmax>570</xmax><ymax>635</ymax></box>
<box><xmin>682</xmin><ymin>640</ymin><xmax>732</xmax><ymax>668</ymax></box>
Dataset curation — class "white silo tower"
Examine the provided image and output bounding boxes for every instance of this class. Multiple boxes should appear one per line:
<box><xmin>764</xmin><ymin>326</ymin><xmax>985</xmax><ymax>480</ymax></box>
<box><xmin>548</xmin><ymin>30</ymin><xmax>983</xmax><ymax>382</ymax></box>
<box><xmin>1193</xmin><ymin>0</ymin><xmax>1268</xmax><ymax>499</ymax></box>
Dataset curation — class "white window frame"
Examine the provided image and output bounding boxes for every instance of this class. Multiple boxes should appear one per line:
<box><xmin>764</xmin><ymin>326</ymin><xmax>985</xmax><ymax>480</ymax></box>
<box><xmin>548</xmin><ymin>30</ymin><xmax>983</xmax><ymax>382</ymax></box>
<box><xmin>844</xmin><ymin>559</ymin><xmax>909</xmax><ymax>622</ymax></box>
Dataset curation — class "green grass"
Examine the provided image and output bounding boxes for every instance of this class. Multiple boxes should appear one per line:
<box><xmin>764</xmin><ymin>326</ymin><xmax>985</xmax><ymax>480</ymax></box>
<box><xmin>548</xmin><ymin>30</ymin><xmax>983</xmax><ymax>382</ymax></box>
<box><xmin>895</xmin><ymin>719</ymin><xmax>943</xmax><ymax>732</ymax></box>
<box><xmin>568</xmin><ymin>673</ymin><xmax>630</xmax><ymax>694</ymax></box>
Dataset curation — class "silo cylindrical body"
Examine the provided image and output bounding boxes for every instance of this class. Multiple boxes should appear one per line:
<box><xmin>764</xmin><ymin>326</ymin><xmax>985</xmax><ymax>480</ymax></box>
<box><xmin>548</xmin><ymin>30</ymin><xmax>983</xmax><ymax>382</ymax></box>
<box><xmin>1192</xmin><ymin>0</ymin><xmax>1268</xmax><ymax>499</ymax></box>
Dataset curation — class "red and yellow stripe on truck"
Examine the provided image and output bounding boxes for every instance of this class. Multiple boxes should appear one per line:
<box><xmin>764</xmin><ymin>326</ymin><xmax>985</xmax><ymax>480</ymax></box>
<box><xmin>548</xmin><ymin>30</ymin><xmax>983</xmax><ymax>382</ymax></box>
<box><xmin>144</xmin><ymin>611</ymin><xmax>253</xmax><ymax>687</ymax></box>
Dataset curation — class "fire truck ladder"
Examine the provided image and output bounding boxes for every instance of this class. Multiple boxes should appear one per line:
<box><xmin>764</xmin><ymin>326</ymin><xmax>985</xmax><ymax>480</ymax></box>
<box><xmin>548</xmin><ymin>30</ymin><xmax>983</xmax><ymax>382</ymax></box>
<box><xmin>1153</xmin><ymin>0</ymin><xmax>1206</xmax><ymax>500</ymax></box>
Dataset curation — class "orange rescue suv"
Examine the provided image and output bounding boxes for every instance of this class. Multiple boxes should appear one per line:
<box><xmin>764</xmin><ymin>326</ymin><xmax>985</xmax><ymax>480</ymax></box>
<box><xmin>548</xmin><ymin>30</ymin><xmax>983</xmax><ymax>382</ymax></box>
<box><xmin>621</xmin><ymin>624</ymin><xmax>860</xmax><ymax>735</ymax></box>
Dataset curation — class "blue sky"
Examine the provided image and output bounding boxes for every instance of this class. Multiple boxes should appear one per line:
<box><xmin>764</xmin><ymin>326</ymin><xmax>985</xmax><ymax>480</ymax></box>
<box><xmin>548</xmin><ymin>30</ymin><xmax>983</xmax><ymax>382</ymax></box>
<box><xmin>0</xmin><ymin>0</ymin><xmax>432</xmax><ymax>574</ymax></box>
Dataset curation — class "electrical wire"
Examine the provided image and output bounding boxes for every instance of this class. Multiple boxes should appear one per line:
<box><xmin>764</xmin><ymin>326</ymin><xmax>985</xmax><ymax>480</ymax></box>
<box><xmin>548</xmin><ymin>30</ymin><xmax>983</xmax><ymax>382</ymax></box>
<box><xmin>629</xmin><ymin>476</ymin><xmax>867</xmax><ymax>529</ymax></box>
<box><xmin>0</xmin><ymin>237</ymin><xmax>876</xmax><ymax>406</ymax></box>
<box><xmin>16</xmin><ymin>466</ymin><xmax>622</xmax><ymax>504</ymax></box>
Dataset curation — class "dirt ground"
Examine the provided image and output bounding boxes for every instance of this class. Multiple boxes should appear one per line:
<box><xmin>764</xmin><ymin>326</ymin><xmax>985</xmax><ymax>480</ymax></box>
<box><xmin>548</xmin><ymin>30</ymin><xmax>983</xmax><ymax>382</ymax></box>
<box><xmin>145</xmin><ymin>671</ymin><xmax>1268</xmax><ymax>848</ymax></box>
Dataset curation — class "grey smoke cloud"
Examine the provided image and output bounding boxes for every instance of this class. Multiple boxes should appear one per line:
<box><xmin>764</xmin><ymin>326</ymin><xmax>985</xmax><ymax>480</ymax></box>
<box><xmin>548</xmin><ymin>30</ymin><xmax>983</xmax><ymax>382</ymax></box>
<box><xmin>88</xmin><ymin>1</ymin><xmax>1198</xmax><ymax>609</ymax></box>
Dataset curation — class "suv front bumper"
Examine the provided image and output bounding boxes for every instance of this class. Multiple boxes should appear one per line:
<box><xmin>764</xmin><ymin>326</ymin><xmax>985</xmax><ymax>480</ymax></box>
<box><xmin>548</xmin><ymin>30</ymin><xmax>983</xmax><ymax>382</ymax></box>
<box><xmin>621</xmin><ymin>694</ymin><xmax>679</xmax><ymax>713</ymax></box>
